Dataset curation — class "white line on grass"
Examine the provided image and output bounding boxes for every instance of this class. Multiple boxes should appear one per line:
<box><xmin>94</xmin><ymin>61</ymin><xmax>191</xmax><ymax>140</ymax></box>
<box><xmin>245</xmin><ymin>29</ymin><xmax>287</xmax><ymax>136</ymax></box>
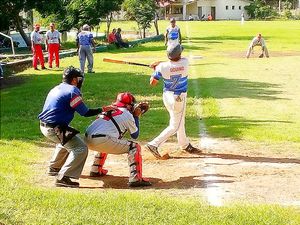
<box><xmin>185</xmin><ymin>21</ymin><xmax>224</xmax><ymax>206</ymax></box>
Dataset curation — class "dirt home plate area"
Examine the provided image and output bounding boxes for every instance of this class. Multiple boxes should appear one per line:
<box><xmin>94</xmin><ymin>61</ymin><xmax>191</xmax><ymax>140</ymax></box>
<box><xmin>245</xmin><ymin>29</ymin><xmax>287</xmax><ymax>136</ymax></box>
<box><xmin>39</xmin><ymin>138</ymin><xmax>300</xmax><ymax>207</ymax></box>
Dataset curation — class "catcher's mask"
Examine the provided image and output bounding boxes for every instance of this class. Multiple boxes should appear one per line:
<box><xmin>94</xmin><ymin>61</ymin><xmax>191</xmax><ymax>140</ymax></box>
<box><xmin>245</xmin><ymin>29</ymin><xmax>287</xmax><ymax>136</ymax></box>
<box><xmin>114</xmin><ymin>92</ymin><xmax>136</xmax><ymax>109</ymax></box>
<box><xmin>63</xmin><ymin>66</ymin><xmax>84</xmax><ymax>89</ymax></box>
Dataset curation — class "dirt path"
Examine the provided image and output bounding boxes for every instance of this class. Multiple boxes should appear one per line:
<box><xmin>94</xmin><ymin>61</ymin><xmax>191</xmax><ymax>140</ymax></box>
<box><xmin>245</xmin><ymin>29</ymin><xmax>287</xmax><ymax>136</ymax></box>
<box><xmin>36</xmin><ymin>139</ymin><xmax>300</xmax><ymax>207</ymax></box>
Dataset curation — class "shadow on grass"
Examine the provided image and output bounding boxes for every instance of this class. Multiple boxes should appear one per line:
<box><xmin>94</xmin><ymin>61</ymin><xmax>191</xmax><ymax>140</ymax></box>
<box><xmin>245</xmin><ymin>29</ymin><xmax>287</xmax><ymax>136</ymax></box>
<box><xmin>203</xmin><ymin>116</ymin><xmax>292</xmax><ymax>140</ymax></box>
<box><xmin>0</xmin><ymin>75</ymin><xmax>27</xmax><ymax>90</ymax></box>
<box><xmin>108</xmin><ymin>44</ymin><xmax>209</xmax><ymax>54</ymax></box>
<box><xmin>189</xmin><ymin>35</ymin><xmax>269</xmax><ymax>41</ymax></box>
<box><xmin>190</xmin><ymin>77</ymin><xmax>287</xmax><ymax>100</ymax></box>
<box><xmin>1</xmin><ymin>72</ymin><xmax>288</xmax><ymax>140</ymax></box>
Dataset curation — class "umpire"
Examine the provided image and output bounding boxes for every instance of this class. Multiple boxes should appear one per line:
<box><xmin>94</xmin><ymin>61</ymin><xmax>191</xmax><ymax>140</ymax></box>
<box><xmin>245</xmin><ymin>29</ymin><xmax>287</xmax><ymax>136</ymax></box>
<box><xmin>38</xmin><ymin>66</ymin><xmax>113</xmax><ymax>188</ymax></box>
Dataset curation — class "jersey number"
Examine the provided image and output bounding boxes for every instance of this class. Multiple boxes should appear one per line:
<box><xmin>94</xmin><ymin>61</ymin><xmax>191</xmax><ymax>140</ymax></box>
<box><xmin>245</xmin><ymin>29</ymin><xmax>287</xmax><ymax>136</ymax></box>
<box><xmin>170</xmin><ymin>74</ymin><xmax>182</xmax><ymax>90</ymax></box>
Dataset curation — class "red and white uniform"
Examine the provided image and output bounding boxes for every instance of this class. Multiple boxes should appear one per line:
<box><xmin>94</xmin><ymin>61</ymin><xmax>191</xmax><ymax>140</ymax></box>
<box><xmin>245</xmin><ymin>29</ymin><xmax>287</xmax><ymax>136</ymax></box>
<box><xmin>85</xmin><ymin>108</ymin><xmax>145</xmax><ymax>183</ymax></box>
<box><xmin>31</xmin><ymin>31</ymin><xmax>45</xmax><ymax>69</ymax></box>
<box><xmin>46</xmin><ymin>30</ymin><xmax>60</xmax><ymax>67</ymax></box>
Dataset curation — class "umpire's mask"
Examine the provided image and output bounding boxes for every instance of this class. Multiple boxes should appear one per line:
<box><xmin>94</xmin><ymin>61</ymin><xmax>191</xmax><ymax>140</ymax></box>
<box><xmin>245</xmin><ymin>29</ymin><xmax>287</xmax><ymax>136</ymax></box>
<box><xmin>63</xmin><ymin>66</ymin><xmax>84</xmax><ymax>89</ymax></box>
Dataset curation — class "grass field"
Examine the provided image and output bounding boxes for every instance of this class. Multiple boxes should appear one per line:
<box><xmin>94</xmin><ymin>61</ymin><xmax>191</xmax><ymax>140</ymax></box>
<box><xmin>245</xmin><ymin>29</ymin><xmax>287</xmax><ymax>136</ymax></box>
<box><xmin>1</xmin><ymin>20</ymin><xmax>300</xmax><ymax>224</ymax></box>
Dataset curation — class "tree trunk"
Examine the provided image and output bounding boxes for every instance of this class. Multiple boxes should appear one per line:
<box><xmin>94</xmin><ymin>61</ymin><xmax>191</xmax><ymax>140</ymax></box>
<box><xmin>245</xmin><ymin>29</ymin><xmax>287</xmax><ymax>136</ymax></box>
<box><xmin>143</xmin><ymin>28</ymin><xmax>146</xmax><ymax>38</ymax></box>
<box><xmin>106</xmin><ymin>12</ymin><xmax>113</xmax><ymax>38</ymax></box>
<box><xmin>14</xmin><ymin>15</ymin><xmax>31</xmax><ymax>47</ymax></box>
<box><xmin>278</xmin><ymin>0</ymin><xmax>281</xmax><ymax>13</ymax></box>
<box><xmin>154</xmin><ymin>18</ymin><xmax>159</xmax><ymax>35</ymax></box>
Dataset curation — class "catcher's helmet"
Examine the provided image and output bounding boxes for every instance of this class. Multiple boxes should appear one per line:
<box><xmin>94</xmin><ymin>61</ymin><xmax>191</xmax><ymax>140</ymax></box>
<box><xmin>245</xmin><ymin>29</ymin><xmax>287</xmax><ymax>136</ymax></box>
<box><xmin>114</xmin><ymin>92</ymin><xmax>136</xmax><ymax>107</ymax></box>
<box><xmin>63</xmin><ymin>66</ymin><xmax>84</xmax><ymax>89</ymax></box>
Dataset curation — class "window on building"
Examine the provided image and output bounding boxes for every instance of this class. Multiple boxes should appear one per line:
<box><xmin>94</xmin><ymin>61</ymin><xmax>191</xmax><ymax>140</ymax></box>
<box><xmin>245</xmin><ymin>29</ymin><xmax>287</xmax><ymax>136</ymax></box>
<box><xmin>239</xmin><ymin>6</ymin><xmax>242</xmax><ymax>10</ymax></box>
<box><xmin>232</xmin><ymin>6</ymin><xmax>235</xmax><ymax>10</ymax></box>
<box><xmin>226</xmin><ymin>5</ymin><xmax>229</xmax><ymax>10</ymax></box>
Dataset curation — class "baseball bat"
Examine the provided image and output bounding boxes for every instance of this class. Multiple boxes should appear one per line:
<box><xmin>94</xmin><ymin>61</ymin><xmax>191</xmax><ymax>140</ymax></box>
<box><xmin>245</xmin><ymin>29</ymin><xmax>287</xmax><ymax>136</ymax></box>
<box><xmin>103</xmin><ymin>58</ymin><xmax>149</xmax><ymax>67</ymax></box>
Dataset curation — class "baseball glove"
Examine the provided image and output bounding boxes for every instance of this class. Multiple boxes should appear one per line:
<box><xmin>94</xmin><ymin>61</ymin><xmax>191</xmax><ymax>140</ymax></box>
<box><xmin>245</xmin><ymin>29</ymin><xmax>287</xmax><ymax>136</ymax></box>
<box><xmin>133</xmin><ymin>102</ymin><xmax>150</xmax><ymax>117</ymax></box>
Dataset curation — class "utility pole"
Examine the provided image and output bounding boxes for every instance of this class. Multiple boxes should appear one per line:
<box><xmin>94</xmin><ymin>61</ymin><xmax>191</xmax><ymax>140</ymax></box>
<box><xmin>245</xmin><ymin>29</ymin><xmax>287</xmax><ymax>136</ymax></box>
<box><xmin>182</xmin><ymin>0</ymin><xmax>187</xmax><ymax>20</ymax></box>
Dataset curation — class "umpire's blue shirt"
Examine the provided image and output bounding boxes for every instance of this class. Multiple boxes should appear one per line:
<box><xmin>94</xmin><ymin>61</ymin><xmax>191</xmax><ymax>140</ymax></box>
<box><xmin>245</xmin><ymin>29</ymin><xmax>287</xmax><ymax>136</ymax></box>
<box><xmin>38</xmin><ymin>82</ymin><xmax>89</xmax><ymax>125</ymax></box>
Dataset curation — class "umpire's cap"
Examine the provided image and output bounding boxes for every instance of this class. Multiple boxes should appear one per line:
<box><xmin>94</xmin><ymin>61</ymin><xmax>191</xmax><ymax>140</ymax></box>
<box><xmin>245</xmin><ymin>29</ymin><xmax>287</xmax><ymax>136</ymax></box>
<box><xmin>167</xmin><ymin>44</ymin><xmax>183</xmax><ymax>60</ymax></box>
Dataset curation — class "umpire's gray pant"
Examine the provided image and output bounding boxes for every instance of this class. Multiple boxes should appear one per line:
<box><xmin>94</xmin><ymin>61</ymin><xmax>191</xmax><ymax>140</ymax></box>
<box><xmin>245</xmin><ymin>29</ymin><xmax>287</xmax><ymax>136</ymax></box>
<box><xmin>79</xmin><ymin>45</ymin><xmax>93</xmax><ymax>73</ymax></box>
<box><xmin>40</xmin><ymin>125</ymin><xmax>88</xmax><ymax>180</ymax></box>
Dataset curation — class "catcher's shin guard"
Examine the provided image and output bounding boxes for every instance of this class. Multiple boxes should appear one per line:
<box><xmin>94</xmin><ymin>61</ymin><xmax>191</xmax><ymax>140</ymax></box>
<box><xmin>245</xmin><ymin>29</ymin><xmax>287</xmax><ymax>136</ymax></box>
<box><xmin>128</xmin><ymin>142</ymin><xmax>151</xmax><ymax>187</ymax></box>
<box><xmin>128</xmin><ymin>142</ymin><xmax>143</xmax><ymax>182</ymax></box>
<box><xmin>90</xmin><ymin>152</ymin><xmax>108</xmax><ymax>177</ymax></box>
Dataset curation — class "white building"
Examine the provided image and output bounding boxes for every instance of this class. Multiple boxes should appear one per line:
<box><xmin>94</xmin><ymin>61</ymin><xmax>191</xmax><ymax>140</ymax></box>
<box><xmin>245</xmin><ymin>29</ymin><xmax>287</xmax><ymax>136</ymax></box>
<box><xmin>164</xmin><ymin>0</ymin><xmax>251</xmax><ymax>20</ymax></box>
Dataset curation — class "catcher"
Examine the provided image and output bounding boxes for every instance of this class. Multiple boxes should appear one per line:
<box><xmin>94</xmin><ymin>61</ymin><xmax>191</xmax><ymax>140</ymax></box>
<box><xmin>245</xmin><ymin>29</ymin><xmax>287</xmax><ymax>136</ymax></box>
<box><xmin>246</xmin><ymin>33</ymin><xmax>269</xmax><ymax>58</ymax></box>
<box><xmin>84</xmin><ymin>92</ymin><xmax>151</xmax><ymax>187</ymax></box>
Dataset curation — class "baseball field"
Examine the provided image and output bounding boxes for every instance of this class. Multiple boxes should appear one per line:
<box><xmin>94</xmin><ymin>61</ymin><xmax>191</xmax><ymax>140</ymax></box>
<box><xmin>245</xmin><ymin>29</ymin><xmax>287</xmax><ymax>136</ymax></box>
<box><xmin>1</xmin><ymin>20</ymin><xmax>300</xmax><ymax>224</ymax></box>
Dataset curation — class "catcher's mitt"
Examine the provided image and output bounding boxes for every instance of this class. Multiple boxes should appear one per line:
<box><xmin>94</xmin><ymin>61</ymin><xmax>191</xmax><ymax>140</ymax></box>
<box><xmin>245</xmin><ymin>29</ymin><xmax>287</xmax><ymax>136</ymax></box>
<box><xmin>133</xmin><ymin>102</ymin><xmax>150</xmax><ymax>117</ymax></box>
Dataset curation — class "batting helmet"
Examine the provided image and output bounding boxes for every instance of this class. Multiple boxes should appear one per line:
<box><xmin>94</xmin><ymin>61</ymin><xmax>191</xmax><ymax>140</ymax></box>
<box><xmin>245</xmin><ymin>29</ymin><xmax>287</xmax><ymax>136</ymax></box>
<box><xmin>114</xmin><ymin>92</ymin><xmax>136</xmax><ymax>108</ymax></box>
<box><xmin>167</xmin><ymin>44</ymin><xmax>183</xmax><ymax>61</ymax></box>
<box><xmin>63</xmin><ymin>66</ymin><xmax>84</xmax><ymax>89</ymax></box>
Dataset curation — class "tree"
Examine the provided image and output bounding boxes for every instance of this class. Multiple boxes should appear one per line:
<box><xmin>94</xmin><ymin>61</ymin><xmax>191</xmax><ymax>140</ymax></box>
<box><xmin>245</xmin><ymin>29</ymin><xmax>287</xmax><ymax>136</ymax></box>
<box><xmin>245</xmin><ymin>0</ymin><xmax>278</xmax><ymax>19</ymax></box>
<box><xmin>123</xmin><ymin>0</ymin><xmax>157</xmax><ymax>38</ymax></box>
<box><xmin>39</xmin><ymin>0</ymin><xmax>123</xmax><ymax>31</ymax></box>
<box><xmin>1</xmin><ymin>0</ymin><xmax>61</xmax><ymax>46</ymax></box>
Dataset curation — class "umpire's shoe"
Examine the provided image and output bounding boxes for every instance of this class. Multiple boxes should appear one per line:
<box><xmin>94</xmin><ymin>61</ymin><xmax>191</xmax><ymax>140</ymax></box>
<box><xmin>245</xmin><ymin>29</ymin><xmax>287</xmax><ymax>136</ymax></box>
<box><xmin>184</xmin><ymin>143</ymin><xmax>202</xmax><ymax>154</ymax></box>
<box><xmin>48</xmin><ymin>167</ymin><xmax>60</xmax><ymax>176</ymax></box>
<box><xmin>128</xmin><ymin>178</ymin><xmax>152</xmax><ymax>188</ymax></box>
<box><xmin>55</xmin><ymin>176</ymin><xmax>79</xmax><ymax>188</ymax></box>
<box><xmin>145</xmin><ymin>144</ymin><xmax>161</xmax><ymax>159</ymax></box>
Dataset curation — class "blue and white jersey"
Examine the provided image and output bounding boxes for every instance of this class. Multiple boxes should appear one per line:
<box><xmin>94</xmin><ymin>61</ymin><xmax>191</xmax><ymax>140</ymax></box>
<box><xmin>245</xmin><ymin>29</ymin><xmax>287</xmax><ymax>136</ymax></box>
<box><xmin>166</xmin><ymin>25</ymin><xmax>180</xmax><ymax>48</ymax></box>
<box><xmin>77</xmin><ymin>31</ymin><xmax>93</xmax><ymax>46</ymax></box>
<box><xmin>152</xmin><ymin>57</ymin><xmax>189</xmax><ymax>95</ymax></box>
<box><xmin>38</xmin><ymin>83</ymin><xmax>89</xmax><ymax>125</ymax></box>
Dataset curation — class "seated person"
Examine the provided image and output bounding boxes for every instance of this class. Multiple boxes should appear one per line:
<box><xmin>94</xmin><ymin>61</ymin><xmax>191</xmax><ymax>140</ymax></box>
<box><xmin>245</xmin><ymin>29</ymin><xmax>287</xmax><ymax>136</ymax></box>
<box><xmin>207</xmin><ymin>14</ymin><xmax>213</xmax><ymax>21</ymax></box>
<box><xmin>107</xmin><ymin>28</ymin><xmax>117</xmax><ymax>44</ymax></box>
<box><xmin>188</xmin><ymin>14</ymin><xmax>194</xmax><ymax>21</ymax></box>
<box><xmin>115</xmin><ymin>28</ymin><xmax>129</xmax><ymax>48</ymax></box>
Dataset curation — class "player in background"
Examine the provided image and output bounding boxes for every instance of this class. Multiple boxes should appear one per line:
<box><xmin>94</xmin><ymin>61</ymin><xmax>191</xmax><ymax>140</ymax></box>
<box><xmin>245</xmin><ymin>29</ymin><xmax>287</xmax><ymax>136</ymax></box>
<box><xmin>31</xmin><ymin>24</ymin><xmax>46</xmax><ymax>70</ymax></box>
<box><xmin>165</xmin><ymin>18</ymin><xmax>182</xmax><ymax>50</ymax></box>
<box><xmin>76</xmin><ymin>24</ymin><xmax>96</xmax><ymax>74</ymax></box>
<box><xmin>145</xmin><ymin>44</ymin><xmax>201</xmax><ymax>159</ymax></box>
<box><xmin>46</xmin><ymin>23</ymin><xmax>61</xmax><ymax>68</ymax></box>
<box><xmin>85</xmin><ymin>92</ymin><xmax>151</xmax><ymax>187</ymax></box>
<box><xmin>246</xmin><ymin>33</ymin><xmax>269</xmax><ymax>58</ymax></box>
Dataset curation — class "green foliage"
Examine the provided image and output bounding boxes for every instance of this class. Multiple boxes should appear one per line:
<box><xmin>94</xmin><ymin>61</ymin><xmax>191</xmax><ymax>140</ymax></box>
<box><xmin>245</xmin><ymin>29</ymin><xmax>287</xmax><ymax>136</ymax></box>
<box><xmin>35</xmin><ymin>0</ymin><xmax>124</xmax><ymax>30</ymax></box>
<box><xmin>245</xmin><ymin>0</ymin><xmax>278</xmax><ymax>19</ymax></box>
<box><xmin>123</xmin><ymin>0</ymin><xmax>157</xmax><ymax>37</ymax></box>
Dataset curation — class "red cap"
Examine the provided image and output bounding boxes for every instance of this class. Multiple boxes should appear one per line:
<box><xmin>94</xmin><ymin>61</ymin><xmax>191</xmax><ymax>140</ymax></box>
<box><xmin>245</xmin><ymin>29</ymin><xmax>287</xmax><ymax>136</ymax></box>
<box><xmin>114</xmin><ymin>92</ymin><xmax>136</xmax><ymax>107</ymax></box>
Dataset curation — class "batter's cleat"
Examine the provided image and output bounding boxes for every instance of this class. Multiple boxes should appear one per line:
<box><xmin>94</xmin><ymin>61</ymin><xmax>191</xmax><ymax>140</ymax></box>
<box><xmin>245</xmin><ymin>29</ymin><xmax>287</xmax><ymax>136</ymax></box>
<box><xmin>89</xmin><ymin>169</ymin><xmax>108</xmax><ymax>177</ymax></box>
<box><xmin>87</xmin><ymin>70</ymin><xmax>95</xmax><ymax>73</ymax></box>
<box><xmin>48</xmin><ymin>167</ymin><xmax>60</xmax><ymax>176</ymax></box>
<box><xmin>55</xmin><ymin>176</ymin><xmax>79</xmax><ymax>188</ymax></box>
<box><xmin>184</xmin><ymin>143</ymin><xmax>202</xmax><ymax>154</ymax></box>
<box><xmin>145</xmin><ymin>144</ymin><xmax>161</xmax><ymax>159</ymax></box>
<box><xmin>128</xmin><ymin>178</ymin><xmax>152</xmax><ymax>187</ymax></box>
